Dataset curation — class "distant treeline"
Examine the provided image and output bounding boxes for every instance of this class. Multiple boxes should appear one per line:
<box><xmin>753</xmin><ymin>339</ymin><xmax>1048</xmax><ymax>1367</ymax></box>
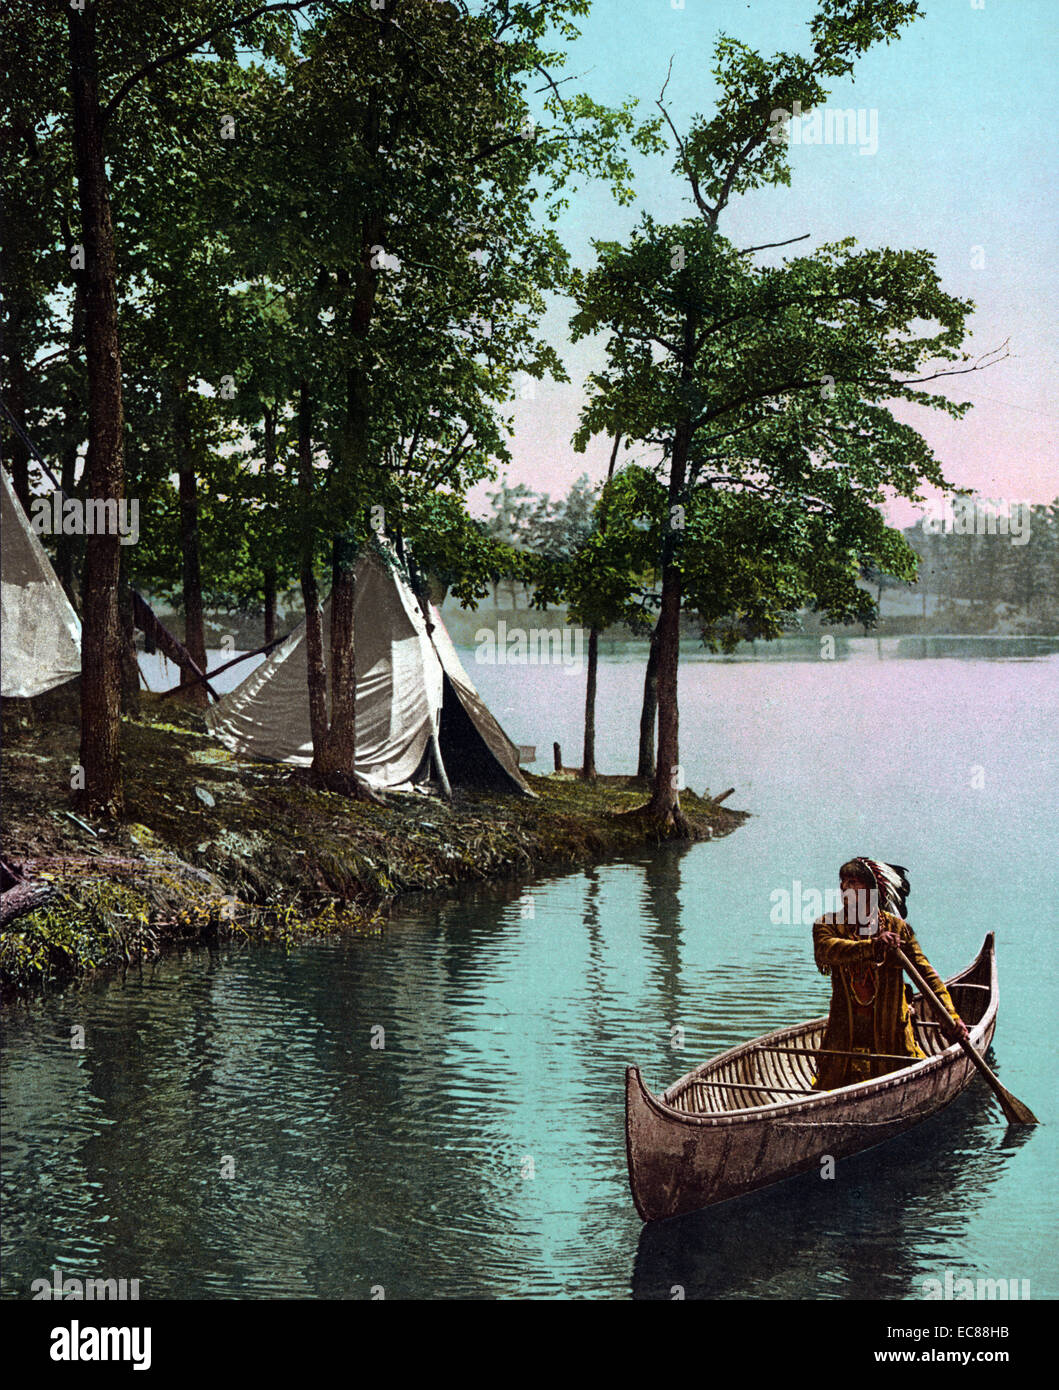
<box><xmin>147</xmin><ymin>489</ymin><xmax>1059</xmax><ymax>645</ymax></box>
<box><xmin>894</xmin><ymin>502</ymin><xmax>1059</xmax><ymax>629</ymax></box>
<box><xmin>478</xmin><ymin>483</ymin><xmax>1059</xmax><ymax>635</ymax></box>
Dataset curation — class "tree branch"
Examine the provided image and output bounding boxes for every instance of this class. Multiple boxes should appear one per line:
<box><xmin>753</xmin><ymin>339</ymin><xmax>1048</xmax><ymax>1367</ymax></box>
<box><xmin>897</xmin><ymin>340</ymin><xmax>1010</xmax><ymax>386</ymax></box>
<box><xmin>707</xmin><ymin>116</ymin><xmax>777</xmax><ymax>228</ymax></box>
<box><xmin>618</xmin><ymin>327</ymin><xmax>682</xmax><ymax>356</ymax></box>
<box><xmin>474</xmin><ymin>133</ymin><xmax>532</xmax><ymax>164</ymax></box>
<box><xmin>533</xmin><ymin>61</ymin><xmax>572</xmax><ymax>122</ymax></box>
<box><xmin>657</xmin><ymin>58</ymin><xmax>710</xmax><ymax>219</ymax></box>
<box><xmin>737</xmin><ymin>233</ymin><xmax>811</xmax><ymax>256</ymax></box>
<box><xmin>26</xmin><ymin>347</ymin><xmax>72</xmax><ymax>375</ymax></box>
<box><xmin>101</xmin><ymin>1</ymin><xmax>313</xmax><ymax>126</ymax></box>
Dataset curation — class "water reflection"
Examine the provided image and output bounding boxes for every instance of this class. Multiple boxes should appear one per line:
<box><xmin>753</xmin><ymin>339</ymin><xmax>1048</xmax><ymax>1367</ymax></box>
<box><xmin>641</xmin><ymin>844</ymin><xmax>693</xmax><ymax>1039</ymax></box>
<box><xmin>607</xmin><ymin>634</ymin><xmax>1059</xmax><ymax>664</ymax></box>
<box><xmin>0</xmin><ymin>823</ymin><xmax>1049</xmax><ymax>1299</ymax></box>
<box><xmin>892</xmin><ymin>635</ymin><xmax>1059</xmax><ymax>661</ymax></box>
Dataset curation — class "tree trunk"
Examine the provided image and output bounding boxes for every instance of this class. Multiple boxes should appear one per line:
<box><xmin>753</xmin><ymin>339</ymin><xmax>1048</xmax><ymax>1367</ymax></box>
<box><xmin>262</xmin><ymin>401</ymin><xmax>276</xmax><ymax>472</ymax></box>
<box><xmin>581</xmin><ymin>433</ymin><xmax>620</xmax><ymax>783</ymax></box>
<box><xmin>302</xmin><ymin>143</ymin><xmax>380</xmax><ymax>791</ymax></box>
<box><xmin>263</xmin><ymin>567</ymin><xmax>277</xmax><ymax>645</ymax></box>
<box><xmin>649</xmin><ymin>564</ymin><xmax>684</xmax><ymax>823</ymax></box>
<box><xmin>648</xmin><ymin>410</ymin><xmax>692</xmax><ymax>830</ymax></box>
<box><xmin>307</xmin><ymin>226</ymin><xmax>378</xmax><ymax>786</ymax></box>
<box><xmin>312</xmin><ymin>537</ymin><xmax>357</xmax><ymax>783</ymax></box>
<box><xmin>57</xmin><ymin>275</ymin><xmax>86</xmax><ymax>603</ymax></box>
<box><xmin>6</xmin><ymin>356</ymin><xmax>32</xmax><ymax>511</ymax></box>
<box><xmin>581</xmin><ymin>627</ymin><xmax>599</xmax><ymax>781</ymax></box>
<box><xmin>298</xmin><ymin>383</ymin><xmax>328</xmax><ymax>758</ymax></box>
<box><xmin>175</xmin><ymin>380</ymin><xmax>208</xmax><ymax>709</ymax></box>
<box><xmin>1</xmin><ymin>880</ymin><xmax>55</xmax><ymax>930</ymax></box>
<box><xmin>301</xmin><ymin>555</ymin><xmax>328</xmax><ymax>758</ymax></box>
<box><xmin>262</xmin><ymin>403</ymin><xmax>277</xmax><ymax>644</ymax></box>
<box><xmin>637</xmin><ymin>622</ymin><xmax>660</xmax><ymax>782</ymax></box>
<box><xmin>69</xmin><ymin>6</ymin><xmax>125</xmax><ymax>815</ymax></box>
<box><xmin>118</xmin><ymin>561</ymin><xmax>140</xmax><ymax>718</ymax></box>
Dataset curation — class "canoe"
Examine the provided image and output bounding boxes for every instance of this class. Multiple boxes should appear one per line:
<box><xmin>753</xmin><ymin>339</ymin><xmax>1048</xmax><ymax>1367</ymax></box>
<box><xmin>625</xmin><ymin>933</ymin><xmax>998</xmax><ymax>1222</ymax></box>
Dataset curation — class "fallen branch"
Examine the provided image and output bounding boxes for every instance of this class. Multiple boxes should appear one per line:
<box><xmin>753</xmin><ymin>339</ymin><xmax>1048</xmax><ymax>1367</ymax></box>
<box><xmin>1</xmin><ymin>881</ymin><xmax>55</xmax><ymax>929</ymax></box>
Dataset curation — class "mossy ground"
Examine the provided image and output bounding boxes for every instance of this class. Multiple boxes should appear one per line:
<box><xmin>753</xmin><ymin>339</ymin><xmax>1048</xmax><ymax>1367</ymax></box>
<box><xmin>1</xmin><ymin>690</ymin><xmax>746</xmax><ymax>1001</ymax></box>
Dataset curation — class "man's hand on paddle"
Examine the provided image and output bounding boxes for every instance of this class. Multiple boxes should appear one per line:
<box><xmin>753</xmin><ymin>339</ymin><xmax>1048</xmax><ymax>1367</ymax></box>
<box><xmin>876</xmin><ymin>930</ymin><xmax>971</xmax><ymax>1042</ymax></box>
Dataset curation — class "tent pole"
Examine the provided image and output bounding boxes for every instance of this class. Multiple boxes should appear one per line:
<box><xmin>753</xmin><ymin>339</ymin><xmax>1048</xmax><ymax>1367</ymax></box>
<box><xmin>429</xmin><ymin>720</ymin><xmax>452</xmax><ymax>800</ymax></box>
<box><xmin>407</xmin><ymin>566</ymin><xmax>452</xmax><ymax>799</ymax></box>
<box><xmin>131</xmin><ymin>591</ymin><xmax>219</xmax><ymax>701</ymax></box>
<box><xmin>157</xmin><ymin>631</ymin><xmax>289</xmax><ymax>698</ymax></box>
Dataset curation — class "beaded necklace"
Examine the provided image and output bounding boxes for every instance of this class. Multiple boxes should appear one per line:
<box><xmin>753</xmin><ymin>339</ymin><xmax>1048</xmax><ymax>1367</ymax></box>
<box><xmin>845</xmin><ymin>904</ymin><xmax>881</xmax><ymax>1007</ymax></box>
<box><xmin>849</xmin><ymin>960</ymin><xmax>878</xmax><ymax>1007</ymax></box>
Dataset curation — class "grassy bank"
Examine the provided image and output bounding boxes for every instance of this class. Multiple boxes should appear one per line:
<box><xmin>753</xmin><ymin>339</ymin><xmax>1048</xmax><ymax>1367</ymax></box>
<box><xmin>1</xmin><ymin>693</ymin><xmax>747</xmax><ymax>1001</ymax></box>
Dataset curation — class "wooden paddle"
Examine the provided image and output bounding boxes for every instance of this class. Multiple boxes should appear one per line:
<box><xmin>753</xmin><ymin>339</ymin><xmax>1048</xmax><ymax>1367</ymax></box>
<box><xmin>894</xmin><ymin>946</ymin><xmax>1038</xmax><ymax>1126</ymax></box>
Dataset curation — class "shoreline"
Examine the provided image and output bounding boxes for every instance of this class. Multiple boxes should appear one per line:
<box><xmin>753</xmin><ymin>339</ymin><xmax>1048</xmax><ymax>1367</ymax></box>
<box><xmin>0</xmin><ymin>694</ymin><xmax>748</xmax><ymax>1004</ymax></box>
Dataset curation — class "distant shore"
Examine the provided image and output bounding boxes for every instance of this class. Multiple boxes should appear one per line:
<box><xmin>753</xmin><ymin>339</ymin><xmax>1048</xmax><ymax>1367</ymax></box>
<box><xmin>1</xmin><ymin>692</ymin><xmax>747</xmax><ymax>1003</ymax></box>
<box><xmin>130</xmin><ymin>595</ymin><xmax>1059</xmax><ymax>660</ymax></box>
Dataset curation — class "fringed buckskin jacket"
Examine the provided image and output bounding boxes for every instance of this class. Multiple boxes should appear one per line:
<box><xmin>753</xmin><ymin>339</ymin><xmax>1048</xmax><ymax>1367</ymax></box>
<box><xmin>812</xmin><ymin>910</ymin><xmax>961</xmax><ymax>1090</ymax></box>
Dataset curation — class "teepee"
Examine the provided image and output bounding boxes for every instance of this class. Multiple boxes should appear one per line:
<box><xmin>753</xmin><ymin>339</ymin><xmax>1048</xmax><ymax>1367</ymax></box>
<box><xmin>1</xmin><ymin>470</ymin><xmax>81</xmax><ymax>698</ymax></box>
<box><xmin>206</xmin><ymin>547</ymin><xmax>531</xmax><ymax>796</ymax></box>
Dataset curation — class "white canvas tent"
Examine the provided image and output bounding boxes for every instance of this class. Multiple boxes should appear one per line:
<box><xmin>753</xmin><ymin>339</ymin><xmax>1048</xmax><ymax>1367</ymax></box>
<box><xmin>1</xmin><ymin>469</ymin><xmax>81</xmax><ymax>698</ymax></box>
<box><xmin>207</xmin><ymin>547</ymin><xmax>532</xmax><ymax>796</ymax></box>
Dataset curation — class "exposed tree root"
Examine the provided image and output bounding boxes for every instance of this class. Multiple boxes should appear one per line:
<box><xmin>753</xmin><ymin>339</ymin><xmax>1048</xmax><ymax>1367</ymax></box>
<box><xmin>298</xmin><ymin>768</ymin><xmax>389</xmax><ymax>806</ymax></box>
<box><xmin>614</xmin><ymin>800</ymin><xmax>696</xmax><ymax>840</ymax></box>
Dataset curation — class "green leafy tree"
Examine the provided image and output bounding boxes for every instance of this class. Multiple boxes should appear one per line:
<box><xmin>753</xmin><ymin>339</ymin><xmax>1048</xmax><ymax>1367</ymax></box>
<box><xmin>3</xmin><ymin>0</ymin><xmax>301</xmax><ymax>812</ymax></box>
<box><xmin>213</xmin><ymin>0</ymin><xmax>657</xmax><ymax>789</ymax></box>
<box><xmin>569</xmin><ymin>0</ymin><xmax>1001</xmax><ymax>831</ymax></box>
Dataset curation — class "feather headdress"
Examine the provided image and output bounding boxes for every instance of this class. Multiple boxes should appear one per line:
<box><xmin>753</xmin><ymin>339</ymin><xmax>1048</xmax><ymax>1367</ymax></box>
<box><xmin>855</xmin><ymin>858</ymin><xmax>910</xmax><ymax>921</ymax></box>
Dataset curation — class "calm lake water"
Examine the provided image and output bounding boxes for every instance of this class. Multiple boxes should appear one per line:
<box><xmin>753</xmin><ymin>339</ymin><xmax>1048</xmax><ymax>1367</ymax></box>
<box><xmin>3</xmin><ymin>640</ymin><xmax>1057</xmax><ymax>1299</ymax></box>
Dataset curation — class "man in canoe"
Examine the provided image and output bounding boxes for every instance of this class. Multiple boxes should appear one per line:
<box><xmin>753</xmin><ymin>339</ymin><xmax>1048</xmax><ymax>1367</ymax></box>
<box><xmin>812</xmin><ymin>857</ymin><xmax>969</xmax><ymax>1089</ymax></box>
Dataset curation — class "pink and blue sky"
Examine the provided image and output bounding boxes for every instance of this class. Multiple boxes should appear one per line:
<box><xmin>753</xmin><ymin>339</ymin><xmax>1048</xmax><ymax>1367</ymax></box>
<box><xmin>472</xmin><ymin>0</ymin><xmax>1058</xmax><ymax>528</ymax></box>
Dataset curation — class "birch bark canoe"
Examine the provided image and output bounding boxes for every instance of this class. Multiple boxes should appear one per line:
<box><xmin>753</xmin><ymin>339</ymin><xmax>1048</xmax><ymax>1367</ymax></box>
<box><xmin>625</xmin><ymin>933</ymin><xmax>998</xmax><ymax>1222</ymax></box>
